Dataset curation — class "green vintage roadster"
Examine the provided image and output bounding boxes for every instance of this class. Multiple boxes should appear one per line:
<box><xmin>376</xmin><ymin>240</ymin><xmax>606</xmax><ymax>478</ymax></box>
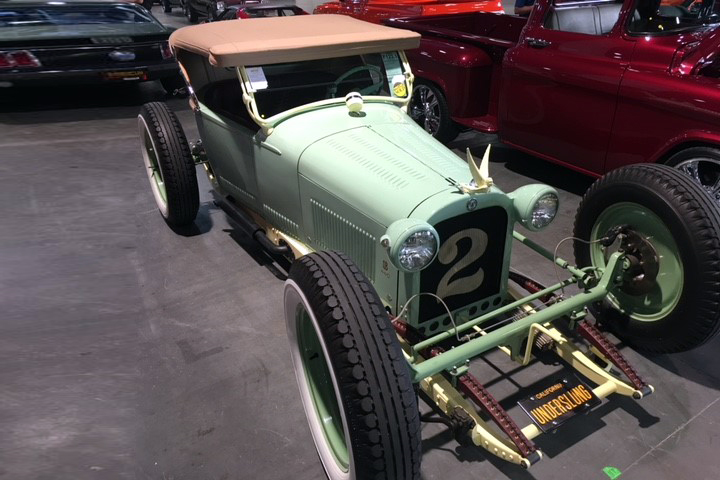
<box><xmin>137</xmin><ymin>14</ymin><xmax>720</xmax><ymax>480</ymax></box>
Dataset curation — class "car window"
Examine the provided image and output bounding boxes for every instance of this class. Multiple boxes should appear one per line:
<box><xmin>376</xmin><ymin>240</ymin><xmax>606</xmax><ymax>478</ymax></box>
<box><xmin>544</xmin><ymin>0</ymin><xmax>624</xmax><ymax>35</ymax></box>
<box><xmin>0</xmin><ymin>4</ymin><xmax>165</xmax><ymax>39</ymax></box>
<box><xmin>628</xmin><ymin>0</ymin><xmax>720</xmax><ymax>34</ymax></box>
<box><xmin>250</xmin><ymin>52</ymin><xmax>408</xmax><ymax>119</ymax></box>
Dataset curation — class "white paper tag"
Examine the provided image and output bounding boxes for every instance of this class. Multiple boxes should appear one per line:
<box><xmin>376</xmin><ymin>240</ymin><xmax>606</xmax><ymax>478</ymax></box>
<box><xmin>246</xmin><ymin>67</ymin><xmax>268</xmax><ymax>90</ymax></box>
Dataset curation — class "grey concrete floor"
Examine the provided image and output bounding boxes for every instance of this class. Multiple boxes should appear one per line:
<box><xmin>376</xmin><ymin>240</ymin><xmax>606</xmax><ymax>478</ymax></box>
<box><xmin>2</xmin><ymin>7</ymin><xmax>720</xmax><ymax>480</ymax></box>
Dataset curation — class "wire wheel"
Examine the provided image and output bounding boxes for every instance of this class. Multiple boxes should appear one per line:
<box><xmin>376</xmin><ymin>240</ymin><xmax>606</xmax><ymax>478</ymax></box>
<box><xmin>408</xmin><ymin>81</ymin><xmax>458</xmax><ymax>144</ymax></box>
<box><xmin>675</xmin><ymin>158</ymin><xmax>720</xmax><ymax>204</ymax></box>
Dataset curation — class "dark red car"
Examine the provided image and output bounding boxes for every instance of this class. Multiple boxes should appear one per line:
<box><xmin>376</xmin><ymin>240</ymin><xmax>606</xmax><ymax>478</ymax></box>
<box><xmin>361</xmin><ymin>0</ymin><xmax>720</xmax><ymax>202</ymax></box>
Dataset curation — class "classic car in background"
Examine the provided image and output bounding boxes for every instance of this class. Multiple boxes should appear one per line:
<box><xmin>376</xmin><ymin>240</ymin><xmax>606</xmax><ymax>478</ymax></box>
<box><xmin>182</xmin><ymin>0</ymin><xmax>248</xmax><ymax>21</ymax></box>
<box><xmin>0</xmin><ymin>0</ymin><xmax>183</xmax><ymax>92</ymax></box>
<box><xmin>371</xmin><ymin>0</ymin><xmax>720</xmax><ymax>203</ymax></box>
<box><xmin>314</xmin><ymin>0</ymin><xmax>504</xmax><ymax>23</ymax></box>
<box><xmin>141</xmin><ymin>0</ymin><xmax>185</xmax><ymax>13</ymax></box>
<box><xmin>137</xmin><ymin>14</ymin><xmax>720</xmax><ymax>479</ymax></box>
<box><xmin>212</xmin><ymin>0</ymin><xmax>307</xmax><ymax>20</ymax></box>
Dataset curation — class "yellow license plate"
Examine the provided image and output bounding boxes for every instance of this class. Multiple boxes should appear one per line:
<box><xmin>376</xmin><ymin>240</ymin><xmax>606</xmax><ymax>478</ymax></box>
<box><xmin>518</xmin><ymin>375</ymin><xmax>601</xmax><ymax>432</ymax></box>
<box><xmin>102</xmin><ymin>70</ymin><xmax>147</xmax><ymax>81</ymax></box>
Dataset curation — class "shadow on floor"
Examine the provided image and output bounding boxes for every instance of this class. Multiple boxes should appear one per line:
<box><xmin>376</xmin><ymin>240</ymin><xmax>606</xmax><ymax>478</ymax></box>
<box><xmin>0</xmin><ymin>82</ymin><xmax>189</xmax><ymax>123</ymax></box>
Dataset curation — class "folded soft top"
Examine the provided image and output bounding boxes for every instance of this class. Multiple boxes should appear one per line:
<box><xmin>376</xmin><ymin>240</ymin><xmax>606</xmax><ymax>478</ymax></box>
<box><xmin>169</xmin><ymin>14</ymin><xmax>421</xmax><ymax>67</ymax></box>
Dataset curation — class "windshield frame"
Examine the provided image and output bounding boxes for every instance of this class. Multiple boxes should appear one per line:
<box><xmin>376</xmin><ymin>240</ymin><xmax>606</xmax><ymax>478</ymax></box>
<box><xmin>237</xmin><ymin>50</ymin><xmax>415</xmax><ymax>135</ymax></box>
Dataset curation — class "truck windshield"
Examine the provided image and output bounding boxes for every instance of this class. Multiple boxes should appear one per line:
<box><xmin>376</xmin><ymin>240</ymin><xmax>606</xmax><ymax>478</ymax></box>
<box><xmin>249</xmin><ymin>52</ymin><xmax>407</xmax><ymax>119</ymax></box>
<box><xmin>629</xmin><ymin>0</ymin><xmax>720</xmax><ymax>33</ymax></box>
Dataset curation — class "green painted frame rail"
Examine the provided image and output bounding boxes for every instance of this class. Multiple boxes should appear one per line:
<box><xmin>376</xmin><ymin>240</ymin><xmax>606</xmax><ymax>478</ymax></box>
<box><xmin>407</xmin><ymin>250</ymin><xmax>626</xmax><ymax>383</ymax></box>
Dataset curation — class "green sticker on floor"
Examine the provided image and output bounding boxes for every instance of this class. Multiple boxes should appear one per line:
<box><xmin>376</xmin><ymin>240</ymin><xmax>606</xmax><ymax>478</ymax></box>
<box><xmin>603</xmin><ymin>466</ymin><xmax>622</xmax><ymax>479</ymax></box>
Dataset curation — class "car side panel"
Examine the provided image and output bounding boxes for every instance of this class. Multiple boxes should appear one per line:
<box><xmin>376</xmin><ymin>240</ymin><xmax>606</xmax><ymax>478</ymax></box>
<box><xmin>197</xmin><ymin>107</ymin><xmax>261</xmax><ymax>210</ymax></box>
<box><xmin>606</xmin><ymin>43</ymin><xmax>720</xmax><ymax>170</ymax></box>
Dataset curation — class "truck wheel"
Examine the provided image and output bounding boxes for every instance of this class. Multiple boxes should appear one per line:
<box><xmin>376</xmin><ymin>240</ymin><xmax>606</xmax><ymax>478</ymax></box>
<box><xmin>138</xmin><ymin>102</ymin><xmax>199</xmax><ymax>227</ymax></box>
<box><xmin>666</xmin><ymin>146</ymin><xmax>720</xmax><ymax>206</ymax></box>
<box><xmin>409</xmin><ymin>80</ymin><xmax>458</xmax><ymax>144</ymax></box>
<box><xmin>284</xmin><ymin>251</ymin><xmax>421</xmax><ymax>480</ymax></box>
<box><xmin>574</xmin><ymin>164</ymin><xmax>720</xmax><ymax>353</ymax></box>
<box><xmin>184</xmin><ymin>2</ymin><xmax>198</xmax><ymax>22</ymax></box>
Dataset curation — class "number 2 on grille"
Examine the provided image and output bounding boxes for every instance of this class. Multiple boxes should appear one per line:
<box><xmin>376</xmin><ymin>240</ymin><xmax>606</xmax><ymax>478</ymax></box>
<box><xmin>435</xmin><ymin>228</ymin><xmax>488</xmax><ymax>301</ymax></box>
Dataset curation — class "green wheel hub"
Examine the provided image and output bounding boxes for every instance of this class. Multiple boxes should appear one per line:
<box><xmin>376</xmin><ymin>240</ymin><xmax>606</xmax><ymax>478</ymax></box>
<box><xmin>590</xmin><ymin>202</ymin><xmax>683</xmax><ymax>322</ymax></box>
<box><xmin>296</xmin><ymin>308</ymin><xmax>349</xmax><ymax>471</ymax></box>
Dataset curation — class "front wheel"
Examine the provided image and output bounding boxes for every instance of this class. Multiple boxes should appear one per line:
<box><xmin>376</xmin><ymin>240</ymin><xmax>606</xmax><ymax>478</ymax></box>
<box><xmin>408</xmin><ymin>80</ymin><xmax>458</xmax><ymax>144</ymax></box>
<box><xmin>284</xmin><ymin>251</ymin><xmax>421</xmax><ymax>480</ymax></box>
<box><xmin>138</xmin><ymin>102</ymin><xmax>199</xmax><ymax>227</ymax></box>
<box><xmin>574</xmin><ymin>164</ymin><xmax>720</xmax><ymax>353</ymax></box>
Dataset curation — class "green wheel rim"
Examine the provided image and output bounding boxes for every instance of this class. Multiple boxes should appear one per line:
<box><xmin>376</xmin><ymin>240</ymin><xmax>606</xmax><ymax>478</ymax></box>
<box><xmin>590</xmin><ymin>202</ymin><xmax>683</xmax><ymax>322</ymax></box>
<box><xmin>297</xmin><ymin>308</ymin><xmax>349</xmax><ymax>471</ymax></box>
<box><xmin>142</xmin><ymin>128</ymin><xmax>167</xmax><ymax>204</ymax></box>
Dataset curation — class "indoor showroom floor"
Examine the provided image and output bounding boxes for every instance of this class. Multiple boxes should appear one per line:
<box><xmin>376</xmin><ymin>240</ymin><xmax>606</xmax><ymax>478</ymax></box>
<box><xmin>2</xmin><ymin>9</ymin><xmax>720</xmax><ymax>480</ymax></box>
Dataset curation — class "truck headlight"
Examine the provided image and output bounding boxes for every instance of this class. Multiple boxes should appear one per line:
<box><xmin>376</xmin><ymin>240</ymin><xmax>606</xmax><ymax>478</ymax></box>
<box><xmin>382</xmin><ymin>219</ymin><xmax>439</xmax><ymax>272</ymax></box>
<box><xmin>215</xmin><ymin>1</ymin><xmax>226</xmax><ymax>11</ymax></box>
<box><xmin>509</xmin><ymin>185</ymin><xmax>559</xmax><ymax>231</ymax></box>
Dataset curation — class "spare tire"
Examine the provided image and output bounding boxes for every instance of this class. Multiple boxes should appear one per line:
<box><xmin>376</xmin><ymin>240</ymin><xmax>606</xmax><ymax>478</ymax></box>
<box><xmin>574</xmin><ymin>164</ymin><xmax>720</xmax><ymax>353</ymax></box>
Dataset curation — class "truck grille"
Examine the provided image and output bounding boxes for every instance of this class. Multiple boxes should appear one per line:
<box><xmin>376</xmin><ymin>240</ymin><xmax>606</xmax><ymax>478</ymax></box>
<box><xmin>417</xmin><ymin>206</ymin><xmax>508</xmax><ymax>331</ymax></box>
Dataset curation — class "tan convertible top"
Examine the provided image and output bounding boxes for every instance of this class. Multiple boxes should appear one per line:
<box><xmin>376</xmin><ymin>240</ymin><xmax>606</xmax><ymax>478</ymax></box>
<box><xmin>169</xmin><ymin>14</ymin><xmax>421</xmax><ymax>67</ymax></box>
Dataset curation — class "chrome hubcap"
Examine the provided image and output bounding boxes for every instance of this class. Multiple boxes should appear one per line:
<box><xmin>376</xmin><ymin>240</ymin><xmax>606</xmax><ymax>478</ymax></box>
<box><xmin>409</xmin><ymin>85</ymin><xmax>441</xmax><ymax>135</ymax></box>
<box><xmin>676</xmin><ymin>158</ymin><xmax>720</xmax><ymax>204</ymax></box>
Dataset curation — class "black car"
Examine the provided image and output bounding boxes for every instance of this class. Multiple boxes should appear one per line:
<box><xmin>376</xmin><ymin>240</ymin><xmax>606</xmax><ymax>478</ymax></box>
<box><xmin>213</xmin><ymin>0</ymin><xmax>307</xmax><ymax>21</ymax></box>
<box><xmin>183</xmin><ymin>0</ymin><xmax>258</xmax><ymax>22</ymax></box>
<box><xmin>0</xmin><ymin>1</ymin><xmax>182</xmax><ymax>92</ymax></box>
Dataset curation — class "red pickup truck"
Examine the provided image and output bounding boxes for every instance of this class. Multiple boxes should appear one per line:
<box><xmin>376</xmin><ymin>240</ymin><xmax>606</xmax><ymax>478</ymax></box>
<box><xmin>354</xmin><ymin>0</ymin><xmax>720</xmax><ymax>202</ymax></box>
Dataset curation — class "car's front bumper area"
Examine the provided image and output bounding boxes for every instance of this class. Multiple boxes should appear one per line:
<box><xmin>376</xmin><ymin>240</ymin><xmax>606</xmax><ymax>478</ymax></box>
<box><xmin>0</xmin><ymin>62</ymin><xmax>179</xmax><ymax>87</ymax></box>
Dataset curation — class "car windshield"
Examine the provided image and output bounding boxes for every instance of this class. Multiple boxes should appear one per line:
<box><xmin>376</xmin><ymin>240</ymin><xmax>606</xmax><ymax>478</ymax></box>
<box><xmin>250</xmin><ymin>52</ymin><xmax>408</xmax><ymax>119</ymax></box>
<box><xmin>0</xmin><ymin>4</ymin><xmax>165</xmax><ymax>40</ymax></box>
<box><xmin>629</xmin><ymin>0</ymin><xmax>720</xmax><ymax>33</ymax></box>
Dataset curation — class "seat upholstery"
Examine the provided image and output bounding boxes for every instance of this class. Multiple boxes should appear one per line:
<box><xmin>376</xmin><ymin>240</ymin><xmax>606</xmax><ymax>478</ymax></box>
<box><xmin>545</xmin><ymin>3</ymin><xmax>622</xmax><ymax>35</ymax></box>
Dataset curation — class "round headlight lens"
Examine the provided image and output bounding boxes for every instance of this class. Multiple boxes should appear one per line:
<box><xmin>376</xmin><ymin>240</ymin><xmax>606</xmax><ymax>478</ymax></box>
<box><xmin>398</xmin><ymin>230</ymin><xmax>438</xmax><ymax>271</ymax></box>
<box><xmin>216</xmin><ymin>1</ymin><xmax>226</xmax><ymax>11</ymax></box>
<box><xmin>531</xmin><ymin>192</ymin><xmax>559</xmax><ymax>229</ymax></box>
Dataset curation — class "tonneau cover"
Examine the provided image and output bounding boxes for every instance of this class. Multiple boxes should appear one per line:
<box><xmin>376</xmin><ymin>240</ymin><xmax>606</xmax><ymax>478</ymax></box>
<box><xmin>169</xmin><ymin>14</ymin><xmax>420</xmax><ymax>67</ymax></box>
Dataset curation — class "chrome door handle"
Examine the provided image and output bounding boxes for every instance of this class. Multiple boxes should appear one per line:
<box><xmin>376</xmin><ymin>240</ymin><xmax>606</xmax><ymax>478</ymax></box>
<box><xmin>526</xmin><ymin>38</ymin><xmax>552</xmax><ymax>48</ymax></box>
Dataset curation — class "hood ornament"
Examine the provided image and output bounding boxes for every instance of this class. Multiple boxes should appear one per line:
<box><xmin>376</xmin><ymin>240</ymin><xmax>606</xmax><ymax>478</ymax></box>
<box><xmin>460</xmin><ymin>145</ymin><xmax>493</xmax><ymax>194</ymax></box>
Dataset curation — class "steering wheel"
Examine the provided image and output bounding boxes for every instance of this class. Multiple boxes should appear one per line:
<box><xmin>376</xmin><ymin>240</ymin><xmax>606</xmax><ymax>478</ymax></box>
<box><xmin>326</xmin><ymin>64</ymin><xmax>384</xmax><ymax>99</ymax></box>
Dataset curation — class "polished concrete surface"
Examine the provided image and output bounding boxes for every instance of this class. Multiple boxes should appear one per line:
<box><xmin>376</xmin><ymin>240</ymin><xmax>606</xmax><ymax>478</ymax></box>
<box><xmin>2</xmin><ymin>8</ymin><xmax>720</xmax><ymax>480</ymax></box>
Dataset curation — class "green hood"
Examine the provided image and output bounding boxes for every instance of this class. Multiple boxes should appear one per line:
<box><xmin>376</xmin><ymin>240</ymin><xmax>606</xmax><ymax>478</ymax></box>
<box><xmin>296</xmin><ymin>106</ymin><xmax>471</xmax><ymax>226</ymax></box>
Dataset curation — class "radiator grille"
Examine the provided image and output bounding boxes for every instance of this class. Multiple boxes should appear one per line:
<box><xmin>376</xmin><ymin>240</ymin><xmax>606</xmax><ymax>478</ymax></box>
<box><xmin>418</xmin><ymin>206</ymin><xmax>508</xmax><ymax>326</ymax></box>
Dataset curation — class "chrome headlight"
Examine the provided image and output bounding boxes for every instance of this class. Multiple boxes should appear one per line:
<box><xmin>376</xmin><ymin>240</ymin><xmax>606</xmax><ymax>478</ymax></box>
<box><xmin>215</xmin><ymin>1</ymin><xmax>226</xmax><ymax>11</ymax></box>
<box><xmin>509</xmin><ymin>185</ymin><xmax>559</xmax><ymax>231</ymax></box>
<box><xmin>382</xmin><ymin>219</ymin><xmax>439</xmax><ymax>272</ymax></box>
<box><xmin>531</xmin><ymin>192</ymin><xmax>559</xmax><ymax>229</ymax></box>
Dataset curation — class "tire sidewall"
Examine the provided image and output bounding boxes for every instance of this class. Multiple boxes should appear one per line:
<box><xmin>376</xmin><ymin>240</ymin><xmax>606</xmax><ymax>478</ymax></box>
<box><xmin>575</xmin><ymin>181</ymin><xmax>699</xmax><ymax>340</ymax></box>
<box><xmin>284</xmin><ymin>279</ymin><xmax>355</xmax><ymax>480</ymax></box>
<box><xmin>138</xmin><ymin>113</ymin><xmax>170</xmax><ymax>219</ymax></box>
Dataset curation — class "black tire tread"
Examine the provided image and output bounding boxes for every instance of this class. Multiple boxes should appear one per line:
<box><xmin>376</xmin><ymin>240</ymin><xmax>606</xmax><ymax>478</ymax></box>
<box><xmin>289</xmin><ymin>251</ymin><xmax>421</xmax><ymax>480</ymax></box>
<box><xmin>574</xmin><ymin>163</ymin><xmax>720</xmax><ymax>353</ymax></box>
<box><xmin>140</xmin><ymin>102</ymin><xmax>199</xmax><ymax>227</ymax></box>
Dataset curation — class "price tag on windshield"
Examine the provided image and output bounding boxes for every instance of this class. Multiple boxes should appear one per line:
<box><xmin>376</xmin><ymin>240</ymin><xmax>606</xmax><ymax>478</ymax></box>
<box><xmin>246</xmin><ymin>67</ymin><xmax>268</xmax><ymax>91</ymax></box>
